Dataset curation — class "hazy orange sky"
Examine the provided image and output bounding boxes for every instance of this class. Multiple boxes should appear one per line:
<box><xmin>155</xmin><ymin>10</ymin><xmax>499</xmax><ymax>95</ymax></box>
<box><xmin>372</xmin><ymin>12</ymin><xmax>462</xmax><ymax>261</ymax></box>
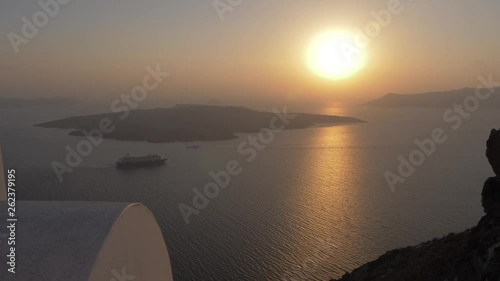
<box><xmin>1</xmin><ymin>0</ymin><xmax>499</xmax><ymax>111</ymax></box>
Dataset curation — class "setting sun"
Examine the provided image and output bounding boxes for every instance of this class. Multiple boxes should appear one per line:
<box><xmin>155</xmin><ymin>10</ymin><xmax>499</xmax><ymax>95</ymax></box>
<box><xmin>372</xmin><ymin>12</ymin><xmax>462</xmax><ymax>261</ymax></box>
<box><xmin>307</xmin><ymin>30</ymin><xmax>366</xmax><ymax>80</ymax></box>
<box><xmin>3</xmin><ymin>1</ymin><xmax>500</xmax><ymax>280</ymax></box>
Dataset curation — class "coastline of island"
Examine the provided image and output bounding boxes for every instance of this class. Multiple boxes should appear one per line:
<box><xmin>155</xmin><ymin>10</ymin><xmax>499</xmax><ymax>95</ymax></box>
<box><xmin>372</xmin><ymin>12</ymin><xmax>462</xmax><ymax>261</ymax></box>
<box><xmin>35</xmin><ymin>104</ymin><xmax>366</xmax><ymax>143</ymax></box>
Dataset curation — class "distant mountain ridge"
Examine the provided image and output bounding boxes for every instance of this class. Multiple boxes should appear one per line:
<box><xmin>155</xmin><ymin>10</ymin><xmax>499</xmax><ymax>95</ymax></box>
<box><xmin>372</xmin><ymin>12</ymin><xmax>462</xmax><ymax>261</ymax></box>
<box><xmin>363</xmin><ymin>87</ymin><xmax>500</xmax><ymax>107</ymax></box>
<box><xmin>0</xmin><ymin>97</ymin><xmax>77</xmax><ymax>109</ymax></box>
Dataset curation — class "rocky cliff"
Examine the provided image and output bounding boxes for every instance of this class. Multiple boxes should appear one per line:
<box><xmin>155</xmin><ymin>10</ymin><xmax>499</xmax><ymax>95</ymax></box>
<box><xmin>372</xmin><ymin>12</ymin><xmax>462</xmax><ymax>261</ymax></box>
<box><xmin>331</xmin><ymin>129</ymin><xmax>500</xmax><ymax>281</ymax></box>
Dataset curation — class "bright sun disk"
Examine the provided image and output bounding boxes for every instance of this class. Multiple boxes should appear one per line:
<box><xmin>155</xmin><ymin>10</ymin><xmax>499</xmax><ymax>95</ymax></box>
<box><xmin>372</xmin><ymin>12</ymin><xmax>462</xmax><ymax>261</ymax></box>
<box><xmin>307</xmin><ymin>30</ymin><xmax>366</xmax><ymax>80</ymax></box>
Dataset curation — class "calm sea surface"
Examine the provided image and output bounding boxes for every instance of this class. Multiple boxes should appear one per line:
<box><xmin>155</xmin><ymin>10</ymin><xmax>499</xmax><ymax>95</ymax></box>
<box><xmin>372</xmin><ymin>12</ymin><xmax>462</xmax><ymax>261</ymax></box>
<box><xmin>0</xmin><ymin>105</ymin><xmax>496</xmax><ymax>280</ymax></box>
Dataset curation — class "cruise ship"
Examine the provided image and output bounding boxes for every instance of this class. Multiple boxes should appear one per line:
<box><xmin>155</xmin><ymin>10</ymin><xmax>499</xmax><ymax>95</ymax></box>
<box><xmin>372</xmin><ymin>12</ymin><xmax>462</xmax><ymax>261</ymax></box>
<box><xmin>116</xmin><ymin>154</ymin><xmax>168</xmax><ymax>168</ymax></box>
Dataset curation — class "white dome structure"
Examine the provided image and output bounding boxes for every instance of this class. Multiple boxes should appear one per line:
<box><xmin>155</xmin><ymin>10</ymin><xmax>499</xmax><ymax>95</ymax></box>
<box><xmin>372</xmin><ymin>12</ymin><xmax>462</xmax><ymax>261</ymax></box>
<box><xmin>0</xmin><ymin>201</ymin><xmax>174</xmax><ymax>281</ymax></box>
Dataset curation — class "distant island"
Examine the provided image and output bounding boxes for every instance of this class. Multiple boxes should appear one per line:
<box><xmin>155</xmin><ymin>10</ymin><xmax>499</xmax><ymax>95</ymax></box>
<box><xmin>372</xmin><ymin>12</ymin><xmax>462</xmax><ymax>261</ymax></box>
<box><xmin>363</xmin><ymin>87</ymin><xmax>500</xmax><ymax>107</ymax></box>
<box><xmin>0</xmin><ymin>97</ymin><xmax>77</xmax><ymax>109</ymax></box>
<box><xmin>35</xmin><ymin>104</ymin><xmax>365</xmax><ymax>143</ymax></box>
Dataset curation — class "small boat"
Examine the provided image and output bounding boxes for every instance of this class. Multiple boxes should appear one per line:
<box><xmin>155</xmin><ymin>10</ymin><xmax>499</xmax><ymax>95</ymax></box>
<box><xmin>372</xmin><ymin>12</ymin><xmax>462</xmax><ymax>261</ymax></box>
<box><xmin>186</xmin><ymin>145</ymin><xmax>200</xmax><ymax>149</ymax></box>
<box><xmin>116</xmin><ymin>154</ymin><xmax>167</xmax><ymax>168</ymax></box>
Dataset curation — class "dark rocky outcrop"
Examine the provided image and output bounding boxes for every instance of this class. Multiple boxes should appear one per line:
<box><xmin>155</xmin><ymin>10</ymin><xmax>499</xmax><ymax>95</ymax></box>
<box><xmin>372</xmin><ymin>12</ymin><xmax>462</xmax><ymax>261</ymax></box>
<box><xmin>471</xmin><ymin>216</ymin><xmax>500</xmax><ymax>281</ymax></box>
<box><xmin>482</xmin><ymin>178</ymin><xmax>500</xmax><ymax>219</ymax></box>
<box><xmin>486</xmin><ymin>129</ymin><xmax>500</xmax><ymax>177</ymax></box>
<box><xmin>331</xmin><ymin>129</ymin><xmax>500</xmax><ymax>281</ymax></box>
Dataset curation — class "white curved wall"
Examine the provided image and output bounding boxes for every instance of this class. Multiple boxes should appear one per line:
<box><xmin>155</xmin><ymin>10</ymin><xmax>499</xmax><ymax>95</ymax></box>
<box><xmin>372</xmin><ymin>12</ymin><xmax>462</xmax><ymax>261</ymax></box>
<box><xmin>88</xmin><ymin>203</ymin><xmax>174</xmax><ymax>281</ymax></box>
<box><xmin>0</xmin><ymin>201</ymin><xmax>174</xmax><ymax>281</ymax></box>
